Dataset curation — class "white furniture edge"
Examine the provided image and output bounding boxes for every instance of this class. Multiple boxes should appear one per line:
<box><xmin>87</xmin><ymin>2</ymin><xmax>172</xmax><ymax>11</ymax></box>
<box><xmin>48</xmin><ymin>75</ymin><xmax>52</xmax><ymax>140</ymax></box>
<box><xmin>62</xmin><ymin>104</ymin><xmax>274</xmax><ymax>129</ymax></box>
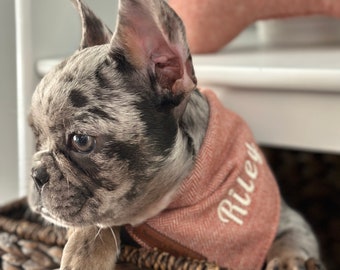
<box><xmin>195</xmin><ymin>66</ymin><xmax>340</xmax><ymax>93</ymax></box>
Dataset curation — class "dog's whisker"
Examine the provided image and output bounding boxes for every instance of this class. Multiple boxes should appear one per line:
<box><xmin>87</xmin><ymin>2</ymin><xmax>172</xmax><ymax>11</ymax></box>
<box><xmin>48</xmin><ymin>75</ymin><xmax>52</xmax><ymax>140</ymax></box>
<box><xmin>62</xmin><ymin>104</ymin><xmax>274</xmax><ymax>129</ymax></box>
<box><xmin>109</xmin><ymin>227</ymin><xmax>119</xmax><ymax>257</ymax></box>
<box><xmin>94</xmin><ymin>227</ymin><xmax>103</xmax><ymax>242</ymax></box>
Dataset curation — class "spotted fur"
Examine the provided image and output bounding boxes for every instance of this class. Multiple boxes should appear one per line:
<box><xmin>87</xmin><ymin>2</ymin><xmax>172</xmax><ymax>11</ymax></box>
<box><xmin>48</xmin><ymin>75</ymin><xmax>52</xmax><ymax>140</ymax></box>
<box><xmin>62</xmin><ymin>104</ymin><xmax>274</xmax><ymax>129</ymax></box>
<box><xmin>28</xmin><ymin>1</ymin><xmax>324</xmax><ymax>270</ymax></box>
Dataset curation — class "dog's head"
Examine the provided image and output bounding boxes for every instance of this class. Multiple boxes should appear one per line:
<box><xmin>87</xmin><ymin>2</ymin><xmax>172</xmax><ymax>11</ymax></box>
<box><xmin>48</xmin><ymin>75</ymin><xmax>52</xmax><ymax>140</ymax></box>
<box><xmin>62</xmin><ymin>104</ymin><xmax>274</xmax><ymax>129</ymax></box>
<box><xmin>28</xmin><ymin>0</ymin><xmax>197</xmax><ymax>227</ymax></box>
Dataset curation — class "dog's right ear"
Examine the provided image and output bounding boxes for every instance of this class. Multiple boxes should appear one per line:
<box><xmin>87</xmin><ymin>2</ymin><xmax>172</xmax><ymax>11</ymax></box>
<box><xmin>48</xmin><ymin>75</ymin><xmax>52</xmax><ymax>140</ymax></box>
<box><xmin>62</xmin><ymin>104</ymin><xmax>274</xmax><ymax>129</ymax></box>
<box><xmin>71</xmin><ymin>0</ymin><xmax>113</xmax><ymax>49</ymax></box>
<box><xmin>112</xmin><ymin>0</ymin><xmax>197</xmax><ymax>118</ymax></box>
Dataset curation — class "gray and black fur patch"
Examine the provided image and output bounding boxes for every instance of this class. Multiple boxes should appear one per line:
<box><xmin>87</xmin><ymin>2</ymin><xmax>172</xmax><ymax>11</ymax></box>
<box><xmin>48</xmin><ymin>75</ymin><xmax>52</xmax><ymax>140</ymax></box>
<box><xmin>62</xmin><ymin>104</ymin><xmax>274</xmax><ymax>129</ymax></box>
<box><xmin>87</xmin><ymin>107</ymin><xmax>115</xmax><ymax>121</ymax></box>
<box><xmin>109</xmin><ymin>48</ymin><xmax>136</xmax><ymax>74</ymax></box>
<box><xmin>69</xmin><ymin>89</ymin><xmax>89</xmax><ymax>108</ymax></box>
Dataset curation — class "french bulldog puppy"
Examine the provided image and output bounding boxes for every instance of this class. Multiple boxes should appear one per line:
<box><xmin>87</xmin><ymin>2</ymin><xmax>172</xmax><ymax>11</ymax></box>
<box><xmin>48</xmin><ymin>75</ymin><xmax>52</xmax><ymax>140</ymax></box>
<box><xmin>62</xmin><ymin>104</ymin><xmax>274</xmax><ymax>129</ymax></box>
<box><xmin>28</xmin><ymin>0</ymin><xmax>324</xmax><ymax>269</ymax></box>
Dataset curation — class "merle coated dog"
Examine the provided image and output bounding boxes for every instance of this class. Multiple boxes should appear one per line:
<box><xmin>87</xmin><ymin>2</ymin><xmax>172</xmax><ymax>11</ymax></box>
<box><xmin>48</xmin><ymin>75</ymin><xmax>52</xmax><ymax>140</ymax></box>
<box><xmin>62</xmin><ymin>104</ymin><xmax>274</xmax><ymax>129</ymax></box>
<box><xmin>28</xmin><ymin>0</ymin><xmax>324</xmax><ymax>269</ymax></box>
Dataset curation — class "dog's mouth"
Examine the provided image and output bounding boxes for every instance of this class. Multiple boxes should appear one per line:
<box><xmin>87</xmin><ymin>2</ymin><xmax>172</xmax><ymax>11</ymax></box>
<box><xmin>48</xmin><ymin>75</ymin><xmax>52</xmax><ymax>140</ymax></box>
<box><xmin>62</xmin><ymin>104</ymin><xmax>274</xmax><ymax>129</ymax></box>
<box><xmin>40</xmin><ymin>207</ymin><xmax>68</xmax><ymax>227</ymax></box>
<box><xmin>29</xmin><ymin>197</ymin><xmax>70</xmax><ymax>228</ymax></box>
<box><xmin>29</xmin><ymin>178</ymin><xmax>98</xmax><ymax>228</ymax></box>
<box><xmin>36</xmin><ymin>203</ymin><xmax>94</xmax><ymax>228</ymax></box>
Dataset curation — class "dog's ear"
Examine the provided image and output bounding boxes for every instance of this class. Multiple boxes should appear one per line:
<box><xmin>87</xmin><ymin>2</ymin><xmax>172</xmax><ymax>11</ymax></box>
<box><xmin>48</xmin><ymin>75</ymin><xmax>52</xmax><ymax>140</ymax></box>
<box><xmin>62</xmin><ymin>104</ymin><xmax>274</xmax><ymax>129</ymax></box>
<box><xmin>112</xmin><ymin>0</ymin><xmax>197</xmax><ymax>114</ymax></box>
<box><xmin>71</xmin><ymin>0</ymin><xmax>113</xmax><ymax>49</ymax></box>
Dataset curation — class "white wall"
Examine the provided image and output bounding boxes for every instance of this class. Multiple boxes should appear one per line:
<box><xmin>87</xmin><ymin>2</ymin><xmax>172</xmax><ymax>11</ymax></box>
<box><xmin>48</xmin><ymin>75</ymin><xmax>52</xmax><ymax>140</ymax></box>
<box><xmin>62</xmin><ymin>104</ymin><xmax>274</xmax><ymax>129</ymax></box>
<box><xmin>32</xmin><ymin>0</ymin><xmax>117</xmax><ymax>60</ymax></box>
<box><xmin>0</xmin><ymin>0</ymin><xmax>18</xmax><ymax>204</ymax></box>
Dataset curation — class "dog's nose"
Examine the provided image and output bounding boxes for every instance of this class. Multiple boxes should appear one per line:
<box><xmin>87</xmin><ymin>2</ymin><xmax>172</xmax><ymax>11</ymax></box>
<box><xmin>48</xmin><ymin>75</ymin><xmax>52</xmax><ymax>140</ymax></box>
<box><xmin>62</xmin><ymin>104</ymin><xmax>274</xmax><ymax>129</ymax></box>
<box><xmin>31</xmin><ymin>166</ymin><xmax>50</xmax><ymax>189</ymax></box>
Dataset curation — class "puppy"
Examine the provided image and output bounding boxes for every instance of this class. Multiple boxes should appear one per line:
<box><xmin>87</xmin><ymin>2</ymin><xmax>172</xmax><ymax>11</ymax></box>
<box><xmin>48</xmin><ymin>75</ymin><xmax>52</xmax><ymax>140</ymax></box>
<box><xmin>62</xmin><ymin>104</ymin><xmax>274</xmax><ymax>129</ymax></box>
<box><xmin>28</xmin><ymin>0</ymin><xmax>324</xmax><ymax>269</ymax></box>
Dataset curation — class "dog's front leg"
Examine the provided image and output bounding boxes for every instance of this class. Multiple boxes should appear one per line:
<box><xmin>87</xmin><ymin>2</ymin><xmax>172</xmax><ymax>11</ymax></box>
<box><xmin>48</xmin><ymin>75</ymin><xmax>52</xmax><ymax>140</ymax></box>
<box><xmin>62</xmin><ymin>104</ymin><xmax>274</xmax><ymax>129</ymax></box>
<box><xmin>60</xmin><ymin>226</ymin><xmax>120</xmax><ymax>270</ymax></box>
<box><xmin>266</xmin><ymin>200</ymin><xmax>324</xmax><ymax>270</ymax></box>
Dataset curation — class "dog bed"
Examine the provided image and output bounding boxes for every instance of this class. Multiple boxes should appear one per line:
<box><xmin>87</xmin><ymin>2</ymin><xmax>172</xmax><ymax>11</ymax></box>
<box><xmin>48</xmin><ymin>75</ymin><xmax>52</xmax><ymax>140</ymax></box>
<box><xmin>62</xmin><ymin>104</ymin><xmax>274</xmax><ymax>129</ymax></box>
<box><xmin>0</xmin><ymin>197</ymin><xmax>225</xmax><ymax>270</ymax></box>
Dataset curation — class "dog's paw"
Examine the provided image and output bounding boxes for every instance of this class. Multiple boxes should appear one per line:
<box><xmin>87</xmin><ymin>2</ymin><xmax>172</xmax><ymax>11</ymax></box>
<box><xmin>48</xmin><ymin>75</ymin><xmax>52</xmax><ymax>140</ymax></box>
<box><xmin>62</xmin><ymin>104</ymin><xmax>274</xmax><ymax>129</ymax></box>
<box><xmin>60</xmin><ymin>227</ymin><xmax>119</xmax><ymax>270</ymax></box>
<box><xmin>60</xmin><ymin>253</ymin><xmax>117</xmax><ymax>270</ymax></box>
<box><xmin>266</xmin><ymin>257</ymin><xmax>325</xmax><ymax>270</ymax></box>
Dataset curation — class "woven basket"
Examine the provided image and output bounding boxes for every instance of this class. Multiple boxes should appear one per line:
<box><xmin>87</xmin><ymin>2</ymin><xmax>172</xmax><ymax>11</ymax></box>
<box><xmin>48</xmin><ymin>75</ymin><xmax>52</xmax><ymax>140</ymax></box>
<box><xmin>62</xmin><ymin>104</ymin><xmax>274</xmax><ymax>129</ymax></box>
<box><xmin>0</xmin><ymin>198</ymin><xmax>225</xmax><ymax>270</ymax></box>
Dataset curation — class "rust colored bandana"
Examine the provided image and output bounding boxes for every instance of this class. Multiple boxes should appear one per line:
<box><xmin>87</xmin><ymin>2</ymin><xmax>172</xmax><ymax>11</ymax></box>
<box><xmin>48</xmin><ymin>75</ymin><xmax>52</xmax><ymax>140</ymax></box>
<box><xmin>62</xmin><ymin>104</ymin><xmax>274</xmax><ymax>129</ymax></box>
<box><xmin>126</xmin><ymin>89</ymin><xmax>280</xmax><ymax>270</ymax></box>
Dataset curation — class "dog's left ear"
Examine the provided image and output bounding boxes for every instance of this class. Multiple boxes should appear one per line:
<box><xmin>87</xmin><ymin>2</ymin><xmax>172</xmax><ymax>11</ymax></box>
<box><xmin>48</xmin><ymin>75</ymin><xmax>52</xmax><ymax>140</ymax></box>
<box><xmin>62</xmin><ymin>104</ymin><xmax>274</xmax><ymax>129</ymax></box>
<box><xmin>71</xmin><ymin>0</ymin><xmax>113</xmax><ymax>49</ymax></box>
<box><xmin>112</xmin><ymin>0</ymin><xmax>197</xmax><ymax>114</ymax></box>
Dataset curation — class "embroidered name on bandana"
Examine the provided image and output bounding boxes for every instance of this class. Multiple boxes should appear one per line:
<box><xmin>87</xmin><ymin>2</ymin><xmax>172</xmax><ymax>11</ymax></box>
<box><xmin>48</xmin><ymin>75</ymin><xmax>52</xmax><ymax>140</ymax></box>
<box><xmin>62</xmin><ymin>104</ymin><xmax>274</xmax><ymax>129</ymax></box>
<box><xmin>127</xmin><ymin>89</ymin><xmax>280</xmax><ymax>270</ymax></box>
<box><xmin>218</xmin><ymin>141</ymin><xmax>263</xmax><ymax>226</ymax></box>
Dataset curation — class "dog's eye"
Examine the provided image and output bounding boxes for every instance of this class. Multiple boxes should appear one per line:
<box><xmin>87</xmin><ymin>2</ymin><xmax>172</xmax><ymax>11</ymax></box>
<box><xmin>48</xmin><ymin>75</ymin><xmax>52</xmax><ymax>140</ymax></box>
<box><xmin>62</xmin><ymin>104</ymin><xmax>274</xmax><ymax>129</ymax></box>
<box><xmin>70</xmin><ymin>134</ymin><xmax>96</xmax><ymax>153</ymax></box>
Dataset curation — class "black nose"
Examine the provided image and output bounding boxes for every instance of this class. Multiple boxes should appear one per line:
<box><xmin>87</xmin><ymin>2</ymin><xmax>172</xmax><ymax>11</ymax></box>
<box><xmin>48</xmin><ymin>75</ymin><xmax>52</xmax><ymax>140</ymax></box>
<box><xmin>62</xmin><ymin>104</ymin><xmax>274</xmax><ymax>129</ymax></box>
<box><xmin>31</xmin><ymin>166</ymin><xmax>50</xmax><ymax>189</ymax></box>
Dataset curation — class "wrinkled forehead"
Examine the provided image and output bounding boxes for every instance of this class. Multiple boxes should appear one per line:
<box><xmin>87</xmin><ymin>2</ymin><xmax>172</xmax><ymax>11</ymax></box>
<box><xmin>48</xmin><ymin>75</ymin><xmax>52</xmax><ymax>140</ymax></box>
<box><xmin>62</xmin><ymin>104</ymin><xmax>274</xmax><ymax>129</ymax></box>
<box><xmin>29</xmin><ymin>44</ymin><xmax>139</xmax><ymax>134</ymax></box>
